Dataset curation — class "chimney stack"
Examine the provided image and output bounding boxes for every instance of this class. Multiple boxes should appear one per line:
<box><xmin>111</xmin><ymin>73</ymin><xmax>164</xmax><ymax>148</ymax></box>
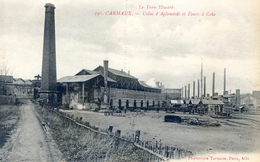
<box><xmin>201</xmin><ymin>59</ymin><xmax>203</xmax><ymax>99</ymax></box>
<box><xmin>224</xmin><ymin>68</ymin><xmax>226</xmax><ymax>95</ymax></box>
<box><xmin>40</xmin><ymin>3</ymin><xmax>57</xmax><ymax>102</ymax></box>
<box><xmin>193</xmin><ymin>81</ymin><xmax>195</xmax><ymax>98</ymax></box>
<box><xmin>204</xmin><ymin>76</ymin><xmax>206</xmax><ymax>97</ymax></box>
<box><xmin>212</xmin><ymin>72</ymin><xmax>215</xmax><ymax>96</ymax></box>
<box><xmin>188</xmin><ymin>84</ymin><xmax>190</xmax><ymax>99</ymax></box>
<box><xmin>235</xmin><ymin>89</ymin><xmax>240</xmax><ymax>109</ymax></box>
<box><xmin>185</xmin><ymin>86</ymin><xmax>187</xmax><ymax>100</ymax></box>
<box><xmin>103</xmin><ymin>60</ymin><xmax>108</xmax><ymax>104</ymax></box>
<box><xmin>198</xmin><ymin>79</ymin><xmax>200</xmax><ymax>98</ymax></box>
<box><xmin>181</xmin><ymin>87</ymin><xmax>183</xmax><ymax>99</ymax></box>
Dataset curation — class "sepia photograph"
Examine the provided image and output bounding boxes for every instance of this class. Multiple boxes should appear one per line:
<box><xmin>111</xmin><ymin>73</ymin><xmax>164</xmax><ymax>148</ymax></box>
<box><xmin>0</xmin><ymin>0</ymin><xmax>259</xmax><ymax>161</ymax></box>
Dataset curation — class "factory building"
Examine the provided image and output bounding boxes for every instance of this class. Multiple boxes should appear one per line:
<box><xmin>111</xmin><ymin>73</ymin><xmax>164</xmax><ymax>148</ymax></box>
<box><xmin>0</xmin><ymin>76</ymin><xmax>34</xmax><ymax>104</ymax></box>
<box><xmin>58</xmin><ymin>60</ymin><xmax>164</xmax><ymax>110</ymax></box>
<box><xmin>7</xmin><ymin>78</ymin><xmax>34</xmax><ymax>100</ymax></box>
<box><xmin>163</xmin><ymin>88</ymin><xmax>182</xmax><ymax>100</ymax></box>
<box><xmin>240</xmin><ymin>93</ymin><xmax>260</xmax><ymax>111</ymax></box>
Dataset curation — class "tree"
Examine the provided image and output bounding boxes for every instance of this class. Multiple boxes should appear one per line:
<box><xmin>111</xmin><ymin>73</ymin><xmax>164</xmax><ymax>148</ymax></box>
<box><xmin>0</xmin><ymin>62</ymin><xmax>12</xmax><ymax>95</ymax></box>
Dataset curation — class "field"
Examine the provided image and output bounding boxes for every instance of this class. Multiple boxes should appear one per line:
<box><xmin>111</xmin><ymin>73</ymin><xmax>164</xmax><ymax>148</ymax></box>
<box><xmin>62</xmin><ymin>109</ymin><xmax>260</xmax><ymax>156</ymax></box>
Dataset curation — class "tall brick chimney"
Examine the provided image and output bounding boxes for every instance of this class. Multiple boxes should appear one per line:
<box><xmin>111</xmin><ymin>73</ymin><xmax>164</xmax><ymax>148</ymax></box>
<box><xmin>103</xmin><ymin>60</ymin><xmax>108</xmax><ymax>104</ymax></box>
<box><xmin>193</xmin><ymin>81</ymin><xmax>195</xmax><ymax>98</ymax></box>
<box><xmin>235</xmin><ymin>89</ymin><xmax>240</xmax><ymax>109</ymax></box>
<box><xmin>40</xmin><ymin>3</ymin><xmax>57</xmax><ymax>102</ymax></box>
<box><xmin>212</xmin><ymin>72</ymin><xmax>215</xmax><ymax>96</ymax></box>
<box><xmin>188</xmin><ymin>84</ymin><xmax>190</xmax><ymax>99</ymax></box>
<box><xmin>185</xmin><ymin>85</ymin><xmax>187</xmax><ymax>100</ymax></box>
<box><xmin>198</xmin><ymin>79</ymin><xmax>200</xmax><ymax>98</ymax></box>
<box><xmin>204</xmin><ymin>76</ymin><xmax>206</xmax><ymax>97</ymax></box>
<box><xmin>224</xmin><ymin>68</ymin><xmax>226</xmax><ymax>95</ymax></box>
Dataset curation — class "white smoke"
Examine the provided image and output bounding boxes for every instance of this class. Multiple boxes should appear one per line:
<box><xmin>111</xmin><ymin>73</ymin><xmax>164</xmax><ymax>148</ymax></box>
<box><xmin>145</xmin><ymin>78</ymin><xmax>158</xmax><ymax>88</ymax></box>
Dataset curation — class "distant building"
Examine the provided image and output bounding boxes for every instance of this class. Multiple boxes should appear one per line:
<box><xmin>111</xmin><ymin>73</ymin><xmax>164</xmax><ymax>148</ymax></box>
<box><xmin>0</xmin><ymin>76</ymin><xmax>34</xmax><ymax>104</ymax></box>
<box><xmin>240</xmin><ymin>93</ymin><xmax>260</xmax><ymax>111</ymax></box>
<box><xmin>199</xmin><ymin>99</ymin><xmax>226</xmax><ymax>116</ymax></box>
<box><xmin>6</xmin><ymin>78</ymin><xmax>34</xmax><ymax>100</ymax></box>
<box><xmin>163</xmin><ymin>88</ymin><xmax>181</xmax><ymax>100</ymax></box>
<box><xmin>252</xmin><ymin>91</ymin><xmax>260</xmax><ymax>100</ymax></box>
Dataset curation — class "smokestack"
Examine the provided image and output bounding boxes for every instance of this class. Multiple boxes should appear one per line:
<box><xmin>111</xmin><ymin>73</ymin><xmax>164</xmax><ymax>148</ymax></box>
<box><xmin>201</xmin><ymin>58</ymin><xmax>203</xmax><ymax>99</ymax></box>
<box><xmin>40</xmin><ymin>3</ymin><xmax>57</xmax><ymax>101</ymax></box>
<box><xmin>198</xmin><ymin>79</ymin><xmax>200</xmax><ymax>98</ymax></box>
<box><xmin>212</xmin><ymin>72</ymin><xmax>215</xmax><ymax>96</ymax></box>
<box><xmin>204</xmin><ymin>76</ymin><xmax>206</xmax><ymax>97</ymax></box>
<box><xmin>193</xmin><ymin>81</ymin><xmax>195</xmax><ymax>98</ymax></box>
<box><xmin>188</xmin><ymin>84</ymin><xmax>190</xmax><ymax>99</ymax></box>
<box><xmin>185</xmin><ymin>86</ymin><xmax>187</xmax><ymax>100</ymax></box>
<box><xmin>103</xmin><ymin>60</ymin><xmax>108</xmax><ymax>104</ymax></box>
<box><xmin>128</xmin><ymin>70</ymin><xmax>130</xmax><ymax>75</ymax></box>
<box><xmin>181</xmin><ymin>87</ymin><xmax>183</xmax><ymax>99</ymax></box>
<box><xmin>235</xmin><ymin>89</ymin><xmax>240</xmax><ymax>109</ymax></box>
<box><xmin>224</xmin><ymin>68</ymin><xmax>226</xmax><ymax>95</ymax></box>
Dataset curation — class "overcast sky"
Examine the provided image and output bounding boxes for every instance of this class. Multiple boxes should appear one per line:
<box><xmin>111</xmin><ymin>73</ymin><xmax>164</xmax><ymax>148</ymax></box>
<box><xmin>1</xmin><ymin>0</ymin><xmax>259</xmax><ymax>95</ymax></box>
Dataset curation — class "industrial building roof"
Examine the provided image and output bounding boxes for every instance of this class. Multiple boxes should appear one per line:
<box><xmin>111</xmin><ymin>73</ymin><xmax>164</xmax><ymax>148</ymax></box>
<box><xmin>57</xmin><ymin>74</ymin><xmax>116</xmax><ymax>83</ymax></box>
<box><xmin>76</xmin><ymin>69</ymin><xmax>100</xmax><ymax>75</ymax></box>
<box><xmin>7</xmin><ymin>78</ymin><xmax>33</xmax><ymax>85</ymax></box>
<box><xmin>223</xmin><ymin>94</ymin><xmax>236</xmax><ymax>98</ymax></box>
<box><xmin>212</xmin><ymin>95</ymin><xmax>223</xmax><ymax>99</ymax></box>
<box><xmin>94</xmin><ymin>66</ymin><xmax>137</xmax><ymax>79</ymax></box>
<box><xmin>183</xmin><ymin>99</ymin><xmax>190</xmax><ymax>104</ymax></box>
<box><xmin>12</xmin><ymin>78</ymin><xmax>25</xmax><ymax>84</ymax></box>
<box><xmin>189</xmin><ymin>99</ymin><xmax>200</xmax><ymax>104</ymax></box>
<box><xmin>171</xmin><ymin>100</ymin><xmax>184</xmax><ymax>104</ymax></box>
<box><xmin>24</xmin><ymin>80</ymin><xmax>33</xmax><ymax>85</ymax></box>
<box><xmin>14</xmin><ymin>78</ymin><xmax>24</xmax><ymax>82</ymax></box>
<box><xmin>200</xmin><ymin>99</ymin><xmax>224</xmax><ymax>105</ymax></box>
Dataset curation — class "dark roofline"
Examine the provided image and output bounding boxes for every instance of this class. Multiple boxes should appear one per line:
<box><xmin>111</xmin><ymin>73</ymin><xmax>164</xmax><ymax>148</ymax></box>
<box><xmin>57</xmin><ymin>74</ymin><xmax>116</xmax><ymax>83</ymax></box>
<box><xmin>75</xmin><ymin>69</ymin><xmax>100</xmax><ymax>75</ymax></box>
<box><xmin>13</xmin><ymin>78</ymin><xmax>25</xmax><ymax>82</ymax></box>
<box><xmin>93</xmin><ymin>65</ymin><xmax>138</xmax><ymax>79</ymax></box>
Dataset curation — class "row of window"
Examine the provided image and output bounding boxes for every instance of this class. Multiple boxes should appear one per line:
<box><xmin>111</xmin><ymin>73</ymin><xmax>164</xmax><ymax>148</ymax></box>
<box><xmin>110</xmin><ymin>99</ymin><xmax>161</xmax><ymax>108</ymax></box>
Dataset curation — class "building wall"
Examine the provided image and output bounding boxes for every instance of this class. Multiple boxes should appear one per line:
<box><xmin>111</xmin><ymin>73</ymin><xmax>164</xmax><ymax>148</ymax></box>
<box><xmin>61</xmin><ymin>85</ymin><xmax>164</xmax><ymax>109</ymax></box>
<box><xmin>6</xmin><ymin>84</ymin><xmax>34</xmax><ymax>99</ymax></box>
<box><xmin>207</xmin><ymin>104</ymin><xmax>225</xmax><ymax>115</ymax></box>
<box><xmin>163</xmin><ymin>89</ymin><xmax>181</xmax><ymax>100</ymax></box>
<box><xmin>62</xmin><ymin>90</ymin><xmax>80</xmax><ymax>109</ymax></box>
<box><xmin>109</xmin><ymin>88</ymin><xmax>162</xmax><ymax>100</ymax></box>
<box><xmin>100</xmin><ymin>87</ymin><xmax>162</xmax><ymax>108</ymax></box>
<box><xmin>252</xmin><ymin>91</ymin><xmax>260</xmax><ymax>100</ymax></box>
<box><xmin>240</xmin><ymin>94</ymin><xmax>260</xmax><ymax>110</ymax></box>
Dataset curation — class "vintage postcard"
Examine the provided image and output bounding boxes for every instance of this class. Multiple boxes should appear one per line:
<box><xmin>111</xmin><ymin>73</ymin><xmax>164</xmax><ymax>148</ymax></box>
<box><xmin>0</xmin><ymin>0</ymin><xmax>259</xmax><ymax>161</ymax></box>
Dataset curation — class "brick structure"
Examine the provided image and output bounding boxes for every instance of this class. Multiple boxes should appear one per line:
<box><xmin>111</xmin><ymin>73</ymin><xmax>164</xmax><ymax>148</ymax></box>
<box><xmin>40</xmin><ymin>3</ymin><xmax>57</xmax><ymax>102</ymax></box>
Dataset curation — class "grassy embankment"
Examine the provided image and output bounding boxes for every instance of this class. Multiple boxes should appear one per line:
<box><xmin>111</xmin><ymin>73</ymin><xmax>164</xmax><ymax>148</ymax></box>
<box><xmin>0</xmin><ymin>104</ymin><xmax>20</xmax><ymax>149</ymax></box>
<box><xmin>34</xmin><ymin>102</ymin><xmax>159</xmax><ymax>162</ymax></box>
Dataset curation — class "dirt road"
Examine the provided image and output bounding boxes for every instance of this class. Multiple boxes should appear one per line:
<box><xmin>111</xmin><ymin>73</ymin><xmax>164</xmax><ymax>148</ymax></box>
<box><xmin>1</xmin><ymin>101</ymin><xmax>63</xmax><ymax>162</ymax></box>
